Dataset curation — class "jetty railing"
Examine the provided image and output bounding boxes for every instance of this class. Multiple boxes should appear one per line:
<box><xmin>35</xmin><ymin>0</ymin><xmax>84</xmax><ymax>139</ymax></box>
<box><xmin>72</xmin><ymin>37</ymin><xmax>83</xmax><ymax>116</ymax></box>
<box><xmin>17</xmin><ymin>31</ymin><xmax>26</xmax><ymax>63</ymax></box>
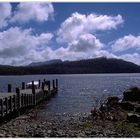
<box><xmin>0</xmin><ymin>79</ymin><xmax>58</xmax><ymax>118</ymax></box>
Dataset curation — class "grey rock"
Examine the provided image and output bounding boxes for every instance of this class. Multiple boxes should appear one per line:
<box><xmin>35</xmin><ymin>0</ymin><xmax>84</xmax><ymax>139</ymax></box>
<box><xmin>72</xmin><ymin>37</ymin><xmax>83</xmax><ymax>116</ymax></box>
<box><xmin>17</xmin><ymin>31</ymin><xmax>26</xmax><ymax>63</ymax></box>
<box><xmin>47</xmin><ymin>130</ymin><xmax>52</xmax><ymax>134</ymax></box>
<box><xmin>127</xmin><ymin>113</ymin><xmax>140</xmax><ymax>123</ymax></box>
<box><xmin>136</xmin><ymin>106</ymin><xmax>140</xmax><ymax>113</ymax></box>
<box><xmin>0</xmin><ymin>133</ymin><xmax>5</xmax><ymax>137</ymax></box>
<box><xmin>123</xmin><ymin>87</ymin><xmax>140</xmax><ymax>102</ymax></box>
<box><xmin>120</xmin><ymin>101</ymin><xmax>135</xmax><ymax>111</ymax></box>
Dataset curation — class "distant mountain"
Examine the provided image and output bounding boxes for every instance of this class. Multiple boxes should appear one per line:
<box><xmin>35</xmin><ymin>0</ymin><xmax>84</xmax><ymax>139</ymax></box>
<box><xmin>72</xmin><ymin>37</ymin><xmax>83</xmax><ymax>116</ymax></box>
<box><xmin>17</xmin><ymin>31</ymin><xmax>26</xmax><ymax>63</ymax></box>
<box><xmin>29</xmin><ymin>59</ymin><xmax>62</xmax><ymax>66</ymax></box>
<box><xmin>32</xmin><ymin>57</ymin><xmax>140</xmax><ymax>74</ymax></box>
<box><xmin>0</xmin><ymin>57</ymin><xmax>140</xmax><ymax>75</ymax></box>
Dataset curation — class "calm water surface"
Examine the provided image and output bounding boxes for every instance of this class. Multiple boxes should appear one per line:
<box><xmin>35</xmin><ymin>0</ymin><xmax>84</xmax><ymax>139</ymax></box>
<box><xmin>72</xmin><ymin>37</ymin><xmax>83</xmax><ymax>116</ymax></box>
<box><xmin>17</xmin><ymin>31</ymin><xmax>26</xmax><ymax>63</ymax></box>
<box><xmin>0</xmin><ymin>74</ymin><xmax>140</xmax><ymax>119</ymax></box>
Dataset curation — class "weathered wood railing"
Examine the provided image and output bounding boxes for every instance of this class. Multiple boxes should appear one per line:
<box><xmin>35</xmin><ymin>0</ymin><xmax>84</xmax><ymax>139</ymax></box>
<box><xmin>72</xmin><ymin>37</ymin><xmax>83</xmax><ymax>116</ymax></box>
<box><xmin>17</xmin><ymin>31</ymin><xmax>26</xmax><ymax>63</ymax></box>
<box><xmin>0</xmin><ymin>79</ymin><xmax>58</xmax><ymax>118</ymax></box>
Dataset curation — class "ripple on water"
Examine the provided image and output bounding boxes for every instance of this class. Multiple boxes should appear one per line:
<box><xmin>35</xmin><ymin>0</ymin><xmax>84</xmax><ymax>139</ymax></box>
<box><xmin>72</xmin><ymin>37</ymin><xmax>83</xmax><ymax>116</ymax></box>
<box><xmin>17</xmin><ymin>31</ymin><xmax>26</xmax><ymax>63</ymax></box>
<box><xmin>0</xmin><ymin>74</ymin><xmax>140</xmax><ymax>120</ymax></box>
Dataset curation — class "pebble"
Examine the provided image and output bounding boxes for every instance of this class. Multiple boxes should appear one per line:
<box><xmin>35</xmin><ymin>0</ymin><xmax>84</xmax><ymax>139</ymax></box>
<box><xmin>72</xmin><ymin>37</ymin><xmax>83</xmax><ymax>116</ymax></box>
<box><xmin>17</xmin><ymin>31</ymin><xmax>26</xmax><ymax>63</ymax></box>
<box><xmin>0</xmin><ymin>108</ymin><xmax>137</xmax><ymax>138</ymax></box>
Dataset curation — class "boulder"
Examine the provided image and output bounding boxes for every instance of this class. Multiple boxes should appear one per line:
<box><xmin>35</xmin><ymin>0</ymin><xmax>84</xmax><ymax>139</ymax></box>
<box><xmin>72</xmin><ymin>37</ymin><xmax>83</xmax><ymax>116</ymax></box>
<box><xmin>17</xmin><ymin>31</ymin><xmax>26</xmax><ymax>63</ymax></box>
<box><xmin>119</xmin><ymin>101</ymin><xmax>135</xmax><ymax>111</ymax></box>
<box><xmin>127</xmin><ymin>113</ymin><xmax>140</xmax><ymax>123</ymax></box>
<box><xmin>91</xmin><ymin>108</ymin><xmax>98</xmax><ymax>117</ymax></box>
<box><xmin>106</xmin><ymin>97</ymin><xmax>119</xmax><ymax>108</ymax></box>
<box><xmin>136</xmin><ymin>106</ymin><xmax>140</xmax><ymax>113</ymax></box>
<box><xmin>123</xmin><ymin>87</ymin><xmax>140</xmax><ymax>102</ymax></box>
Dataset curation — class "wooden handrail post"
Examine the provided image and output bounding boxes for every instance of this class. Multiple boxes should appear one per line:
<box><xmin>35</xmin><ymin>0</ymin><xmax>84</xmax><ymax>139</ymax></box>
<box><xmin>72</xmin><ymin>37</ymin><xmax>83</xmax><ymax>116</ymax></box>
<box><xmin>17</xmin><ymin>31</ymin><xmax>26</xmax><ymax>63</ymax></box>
<box><xmin>21</xmin><ymin>94</ymin><xmax>23</xmax><ymax>108</ymax></box>
<box><xmin>32</xmin><ymin>81</ymin><xmax>36</xmax><ymax>105</ymax></box>
<box><xmin>23</xmin><ymin>94</ymin><xmax>26</xmax><ymax>107</ymax></box>
<box><xmin>25</xmin><ymin>94</ymin><xmax>27</xmax><ymax>107</ymax></box>
<box><xmin>5</xmin><ymin>98</ymin><xmax>8</xmax><ymax>115</ymax></box>
<box><xmin>32</xmin><ymin>81</ymin><xmax>35</xmax><ymax>94</ymax></box>
<box><xmin>8</xmin><ymin>84</ymin><xmax>12</xmax><ymax>93</ymax></box>
<box><xmin>53</xmin><ymin>80</ymin><xmax>55</xmax><ymax>89</ymax></box>
<box><xmin>9</xmin><ymin>96</ymin><xmax>12</xmax><ymax>112</ymax></box>
<box><xmin>13</xmin><ymin>95</ymin><xmax>16</xmax><ymax>110</ymax></box>
<box><xmin>0</xmin><ymin>99</ymin><xmax>3</xmax><ymax>117</ymax></box>
<box><xmin>39</xmin><ymin>80</ymin><xmax>41</xmax><ymax>88</ymax></box>
<box><xmin>41</xmin><ymin>82</ymin><xmax>44</xmax><ymax>91</ymax></box>
<box><xmin>22</xmin><ymin>82</ymin><xmax>25</xmax><ymax>90</ymax></box>
<box><xmin>48</xmin><ymin>81</ymin><xmax>50</xmax><ymax>91</ymax></box>
<box><xmin>56</xmin><ymin>79</ymin><xmax>58</xmax><ymax>89</ymax></box>
<box><xmin>29</xmin><ymin>94</ymin><xmax>32</xmax><ymax>106</ymax></box>
<box><xmin>16</xmin><ymin>87</ymin><xmax>21</xmax><ymax>110</ymax></box>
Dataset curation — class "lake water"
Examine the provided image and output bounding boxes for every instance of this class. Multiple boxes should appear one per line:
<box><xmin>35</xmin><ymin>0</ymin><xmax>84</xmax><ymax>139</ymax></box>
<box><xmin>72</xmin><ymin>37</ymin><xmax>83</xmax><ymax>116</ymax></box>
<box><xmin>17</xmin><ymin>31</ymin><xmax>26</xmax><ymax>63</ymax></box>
<box><xmin>0</xmin><ymin>74</ymin><xmax>140</xmax><ymax>119</ymax></box>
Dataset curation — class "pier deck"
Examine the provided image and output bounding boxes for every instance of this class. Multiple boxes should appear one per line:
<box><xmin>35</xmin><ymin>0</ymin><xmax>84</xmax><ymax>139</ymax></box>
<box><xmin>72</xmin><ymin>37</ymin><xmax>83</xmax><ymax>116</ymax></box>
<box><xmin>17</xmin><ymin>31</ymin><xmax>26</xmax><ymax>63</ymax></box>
<box><xmin>0</xmin><ymin>79</ymin><xmax>58</xmax><ymax>118</ymax></box>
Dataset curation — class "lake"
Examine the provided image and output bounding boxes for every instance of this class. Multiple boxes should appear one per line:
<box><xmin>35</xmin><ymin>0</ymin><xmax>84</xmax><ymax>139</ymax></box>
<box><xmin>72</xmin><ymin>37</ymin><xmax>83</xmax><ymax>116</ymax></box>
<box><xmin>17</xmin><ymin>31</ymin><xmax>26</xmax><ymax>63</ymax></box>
<box><xmin>0</xmin><ymin>74</ymin><xmax>140</xmax><ymax>119</ymax></box>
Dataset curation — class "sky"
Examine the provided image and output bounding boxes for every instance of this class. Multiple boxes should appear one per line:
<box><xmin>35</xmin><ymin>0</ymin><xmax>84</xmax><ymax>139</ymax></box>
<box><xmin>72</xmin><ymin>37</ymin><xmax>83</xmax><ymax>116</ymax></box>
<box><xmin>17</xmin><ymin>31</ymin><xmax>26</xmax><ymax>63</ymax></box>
<box><xmin>0</xmin><ymin>2</ymin><xmax>140</xmax><ymax>66</ymax></box>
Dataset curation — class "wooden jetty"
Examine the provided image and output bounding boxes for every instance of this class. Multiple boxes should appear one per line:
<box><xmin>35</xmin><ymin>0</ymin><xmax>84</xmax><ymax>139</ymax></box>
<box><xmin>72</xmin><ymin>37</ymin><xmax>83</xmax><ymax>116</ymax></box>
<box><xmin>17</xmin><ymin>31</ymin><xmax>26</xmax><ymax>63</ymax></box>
<box><xmin>0</xmin><ymin>79</ymin><xmax>58</xmax><ymax>119</ymax></box>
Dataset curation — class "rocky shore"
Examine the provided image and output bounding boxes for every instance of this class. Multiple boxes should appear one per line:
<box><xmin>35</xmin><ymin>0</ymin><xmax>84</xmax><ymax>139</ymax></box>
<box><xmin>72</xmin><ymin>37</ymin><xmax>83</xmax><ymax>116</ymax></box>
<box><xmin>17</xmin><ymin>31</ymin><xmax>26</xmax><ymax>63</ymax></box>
<box><xmin>0</xmin><ymin>87</ymin><xmax>140</xmax><ymax>137</ymax></box>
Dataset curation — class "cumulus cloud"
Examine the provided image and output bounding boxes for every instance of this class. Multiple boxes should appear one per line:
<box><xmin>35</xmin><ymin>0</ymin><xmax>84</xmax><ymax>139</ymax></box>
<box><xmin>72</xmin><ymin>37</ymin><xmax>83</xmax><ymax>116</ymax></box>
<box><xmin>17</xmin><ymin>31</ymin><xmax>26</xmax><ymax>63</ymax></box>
<box><xmin>0</xmin><ymin>27</ymin><xmax>53</xmax><ymax>65</ymax></box>
<box><xmin>0</xmin><ymin>5</ymin><xmax>139</xmax><ymax>66</ymax></box>
<box><xmin>11</xmin><ymin>2</ymin><xmax>54</xmax><ymax>23</ymax></box>
<box><xmin>49</xmin><ymin>46</ymin><xmax>116</xmax><ymax>62</ymax></box>
<box><xmin>69</xmin><ymin>34</ymin><xmax>104</xmax><ymax>52</ymax></box>
<box><xmin>109</xmin><ymin>34</ymin><xmax>140</xmax><ymax>65</ymax></box>
<box><xmin>119</xmin><ymin>53</ymin><xmax>140</xmax><ymax>65</ymax></box>
<box><xmin>53</xmin><ymin>12</ymin><xmax>124</xmax><ymax>63</ymax></box>
<box><xmin>0</xmin><ymin>3</ymin><xmax>11</xmax><ymax>28</ymax></box>
<box><xmin>111</xmin><ymin>34</ymin><xmax>140</xmax><ymax>52</ymax></box>
<box><xmin>56</xmin><ymin>12</ymin><xmax>123</xmax><ymax>43</ymax></box>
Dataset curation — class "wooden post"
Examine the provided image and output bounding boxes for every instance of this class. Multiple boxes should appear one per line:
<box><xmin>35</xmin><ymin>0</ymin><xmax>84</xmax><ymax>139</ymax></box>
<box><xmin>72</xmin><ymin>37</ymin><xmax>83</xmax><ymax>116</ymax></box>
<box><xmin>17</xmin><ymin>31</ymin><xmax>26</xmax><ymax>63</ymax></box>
<box><xmin>22</xmin><ymin>82</ymin><xmax>25</xmax><ymax>90</ymax></box>
<box><xmin>24</xmin><ymin>94</ymin><xmax>27</xmax><ymax>107</ymax></box>
<box><xmin>29</xmin><ymin>94</ymin><xmax>31</xmax><ymax>105</ymax></box>
<box><xmin>56</xmin><ymin>79</ymin><xmax>58</xmax><ymax>89</ymax></box>
<box><xmin>28</xmin><ymin>94</ymin><xmax>30</xmax><ymax>105</ymax></box>
<box><xmin>13</xmin><ymin>95</ymin><xmax>16</xmax><ymax>110</ymax></box>
<box><xmin>26</xmin><ymin>94</ymin><xmax>28</xmax><ymax>107</ymax></box>
<box><xmin>36</xmin><ymin>93</ymin><xmax>37</xmax><ymax>104</ymax></box>
<box><xmin>44</xmin><ymin>79</ymin><xmax>46</xmax><ymax>83</ymax></box>
<box><xmin>0</xmin><ymin>99</ymin><xmax>3</xmax><ymax>117</ymax></box>
<box><xmin>8</xmin><ymin>84</ymin><xmax>12</xmax><ymax>93</ymax></box>
<box><xmin>32</xmin><ymin>81</ymin><xmax>35</xmax><ymax>94</ymax></box>
<box><xmin>28</xmin><ymin>94</ymin><xmax>30</xmax><ymax>106</ymax></box>
<box><xmin>48</xmin><ymin>81</ymin><xmax>50</xmax><ymax>91</ymax></box>
<box><xmin>21</xmin><ymin>94</ymin><xmax>23</xmax><ymax>108</ymax></box>
<box><xmin>53</xmin><ymin>80</ymin><xmax>55</xmax><ymax>89</ymax></box>
<box><xmin>26</xmin><ymin>94</ymin><xmax>28</xmax><ymax>106</ymax></box>
<box><xmin>23</xmin><ymin>94</ymin><xmax>26</xmax><ymax>107</ymax></box>
<box><xmin>5</xmin><ymin>98</ymin><xmax>8</xmax><ymax>115</ymax></box>
<box><xmin>16</xmin><ymin>87</ymin><xmax>21</xmax><ymax>110</ymax></box>
<box><xmin>41</xmin><ymin>82</ymin><xmax>44</xmax><ymax>91</ymax></box>
<box><xmin>39</xmin><ymin>80</ymin><xmax>41</xmax><ymax>88</ymax></box>
<box><xmin>32</xmin><ymin>81</ymin><xmax>36</xmax><ymax>105</ymax></box>
<box><xmin>9</xmin><ymin>96</ymin><xmax>12</xmax><ymax>112</ymax></box>
<box><xmin>31</xmin><ymin>94</ymin><xmax>33</xmax><ymax>106</ymax></box>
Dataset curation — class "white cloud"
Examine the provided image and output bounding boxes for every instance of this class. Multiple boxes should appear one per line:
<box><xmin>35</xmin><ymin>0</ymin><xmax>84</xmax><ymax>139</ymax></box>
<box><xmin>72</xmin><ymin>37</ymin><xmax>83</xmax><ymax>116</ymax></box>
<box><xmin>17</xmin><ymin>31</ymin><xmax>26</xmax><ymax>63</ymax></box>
<box><xmin>111</xmin><ymin>34</ymin><xmax>140</xmax><ymax>52</ymax></box>
<box><xmin>0</xmin><ymin>3</ymin><xmax>11</xmax><ymax>28</ymax></box>
<box><xmin>69</xmin><ymin>34</ymin><xmax>104</xmax><ymax>52</ymax></box>
<box><xmin>57</xmin><ymin>12</ymin><xmax>123</xmax><ymax>43</ymax></box>
<box><xmin>53</xmin><ymin>12</ymin><xmax>124</xmax><ymax>63</ymax></box>
<box><xmin>0</xmin><ymin>6</ymin><xmax>139</xmax><ymax>66</ymax></box>
<box><xmin>49</xmin><ymin>46</ymin><xmax>116</xmax><ymax>62</ymax></box>
<box><xmin>119</xmin><ymin>53</ymin><xmax>140</xmax><ymax>65</ymax></box>
<box><xmin>0</xmin><ymin>27</ymin><xmax>53</xmax><ymax>65</ymax></box>
<box><xmin>11</xmin><ymin>2</ymin><xmax>54</xmax><ymax>23</ymax></box>
<box><xmin>0</xmin><ymin>27</ymin><xmax>139</xmax><ymax>66</ymax></box>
